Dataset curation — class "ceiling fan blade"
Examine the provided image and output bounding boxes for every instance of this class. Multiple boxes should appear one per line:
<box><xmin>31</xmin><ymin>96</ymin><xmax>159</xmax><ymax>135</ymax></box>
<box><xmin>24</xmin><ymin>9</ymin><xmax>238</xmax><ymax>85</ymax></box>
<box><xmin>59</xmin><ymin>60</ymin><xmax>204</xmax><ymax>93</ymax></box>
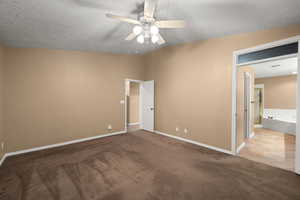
<box><xmin>125</xmin><ymin>33</ymin><xmax>136</xmax><ymax>41</ymax></box>
<box><xmin>106</xmin><ymin>14</ymin><xmax>141</xmax><ymax>25</ymax></box>
<box><xmin>155</xmin><ymin>20</ymin><xmax>186</xmax><ymax>28</ymax></box>
<box><xmin>157</xmin><ymin>34</ymin><xmax>165</xmax><ymax>45</ymax></box>
<box><xmin>144</xmin><ymin>0</ymin><xmax>157</xmax><ymax>18</ymax></box>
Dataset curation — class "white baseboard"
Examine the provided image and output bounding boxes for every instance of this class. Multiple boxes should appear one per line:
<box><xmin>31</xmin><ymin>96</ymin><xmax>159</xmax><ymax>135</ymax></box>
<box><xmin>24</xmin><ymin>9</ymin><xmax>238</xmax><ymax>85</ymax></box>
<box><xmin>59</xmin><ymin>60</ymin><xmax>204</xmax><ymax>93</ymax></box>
<box><xmin>296</xmin><ymin>167</ymin><xmax>300</xmax><ymax>175</ymax></box>
<box><xmin>237</xmin><ymin>142</ymin><xmax>246</xmax><ymax>153</ymax></box>
<box><xmin>154</xmin><ymin>130</ymin><xmax>233</xmax><ymax>155</ymax></box>
<box><xmin>128</xmin><ymin>122</ymin><xmax>140</xmax><ymax>126</ymax></box>
<box><xmin>254</xmin><ymin>124</ymin><xmax>263</xmax><ymax>128</ymax></box>
<box><xmin>1</xmin><ymin>130</ymin><xmax>126</xmax><ymax>166</ymax></box>
<box><xmin>249</xmin><ymin>132</ymin><xmax>255</xmax><ymax>138</ymax></box>
<box><xmin>0</xmin><ymin>154</ymin><xmax>8</xmax><ymax>167</ymax></box>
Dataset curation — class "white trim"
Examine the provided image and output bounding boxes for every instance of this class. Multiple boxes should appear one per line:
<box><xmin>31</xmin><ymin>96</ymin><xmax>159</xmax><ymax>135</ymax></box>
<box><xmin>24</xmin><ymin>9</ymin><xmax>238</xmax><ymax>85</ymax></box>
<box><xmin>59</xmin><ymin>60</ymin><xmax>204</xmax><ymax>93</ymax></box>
<box><xmin>1</xmin><ymin>130</ymin><xmax>126</xmax><ymax>164</ymax></box>
<box><xmin>250</xmin><ymin>132</ymin><xmax>255</xmax><ymax>138</ymax></box>
<box><xmin>154</xmin><ymin>130</ymin><xmax>233</xmax><ymax>155</ymax></box>
<box><xmin>296</xmin><ymin>40</ymin><xmax>300</xmax><ymax>174</ymax></box>
<box><xmin>125</xmin><ymin>79</ymin><xmax>143</xmax><ymax>83</ymax></box>
<box><xmin>231</xmin><ymin>53</ymin><xmax>238</xmax><ymax>155</ymax></box>
<box><xmin>237</xmin><ymin>142</ymin><xmax>246</xmax><ymax>154</ymax></box>
<box><xmin>139</xmin><ymin>83</ymin><xmax>143</xmax><ymax>130</ymax></box>
<box><xmin>124</xmin><ymin>80</ymin><xmax>129</xmax><ymax>133</ymax></box>
<box><xmin>234</xmin><ymin>35</ymin><xmax>300</xmax><ymax>55</ymax></box>
<box><xmin>232</xmin><ymin>35</ymin><xmax>300</xmax><ymax>174</ymax></box>
<box><xmin>128</xmin><ymin>122</ymin><xmax>140</xmax><ymax>126</ymax></box>
<box><xmin>0</xmin><ymin>154</ymin><xmax>8</xmax><ymax>166</ymax></box>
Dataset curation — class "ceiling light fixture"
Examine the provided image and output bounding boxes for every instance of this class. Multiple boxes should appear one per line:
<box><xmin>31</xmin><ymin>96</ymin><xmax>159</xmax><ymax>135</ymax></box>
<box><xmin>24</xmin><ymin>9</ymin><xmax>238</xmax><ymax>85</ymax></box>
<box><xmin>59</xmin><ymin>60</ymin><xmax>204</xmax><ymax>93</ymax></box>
<box><xmin>133</xmin><ymin>26</ymin><xmax>143</xmax><ymax>35</ymax></box>
<box><xmin>137</xmin><ymin>35</ymin><xmax>145</xmax><ymax>44</ymax></box>
<box><xmin>151</xmin><ymin>35</ymin><xmax>159</xmax><ymax>43</ymax></box>
<box><xmin>106</xmin><ymin>0</ymin><xmax>186</xmax><ymax>45</ymax></box>
<box><xmin>150</xmin><ymin>25</ymin><xmax>159</xmax><ymax>35</ymax></box>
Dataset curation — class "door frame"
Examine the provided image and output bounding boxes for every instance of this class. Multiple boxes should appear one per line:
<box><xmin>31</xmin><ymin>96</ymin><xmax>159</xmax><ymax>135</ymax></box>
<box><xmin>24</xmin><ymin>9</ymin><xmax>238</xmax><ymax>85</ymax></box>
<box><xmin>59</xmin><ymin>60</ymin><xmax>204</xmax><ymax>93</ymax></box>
<box><xmin>231</xmin><ymin>35</ymin><xmax>300</xmax><ymax>174</ymax></box>
<box><xmin>124</xmin><ymin>79</ymin><xmax>143</xmax><ymax>132</ymax></box>
<box><xmin>254</xmin><ymin>84</ymin><xmax>264</xmax><ymax>127</ymax></box>
<box><xmin>244</xmin><ymin>72</ymin><xmax>251</xmax><ymax>139</ymax></box>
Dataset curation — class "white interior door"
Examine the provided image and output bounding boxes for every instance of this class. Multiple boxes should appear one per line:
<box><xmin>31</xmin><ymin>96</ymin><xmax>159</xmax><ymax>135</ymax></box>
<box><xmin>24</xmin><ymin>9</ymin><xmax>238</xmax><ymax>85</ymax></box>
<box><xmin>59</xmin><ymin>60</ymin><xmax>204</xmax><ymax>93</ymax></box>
<box><xmin>244</xmin><ymin>72</ymin><xmax>251</xmax><ymax>138</ymax></box>
<box><xmin>140</xmin><ymin>80</ymin><xmax>154</xmax><ymax>132</ymax></box>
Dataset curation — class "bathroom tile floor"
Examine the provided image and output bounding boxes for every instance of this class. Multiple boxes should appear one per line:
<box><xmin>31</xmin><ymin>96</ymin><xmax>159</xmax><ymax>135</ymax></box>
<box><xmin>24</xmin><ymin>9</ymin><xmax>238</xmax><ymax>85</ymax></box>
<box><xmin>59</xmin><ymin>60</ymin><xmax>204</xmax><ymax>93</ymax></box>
<box><xmin>239</xmin><ymin>128</ymin><xmax>295</xmax><ymax>171</ymax></box>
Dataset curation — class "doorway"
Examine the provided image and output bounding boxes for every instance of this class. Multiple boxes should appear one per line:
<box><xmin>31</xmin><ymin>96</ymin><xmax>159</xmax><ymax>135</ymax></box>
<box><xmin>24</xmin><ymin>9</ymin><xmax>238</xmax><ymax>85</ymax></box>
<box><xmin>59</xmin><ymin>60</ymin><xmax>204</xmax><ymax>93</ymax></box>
<box><xmin>254</xmin><ymin>85</ymin><xmax>264</xmax><ymax>127</ymax></box>
<box><xmin>127</xmin><ymin>81</ymin><xmax>141</xmax><ymax>132</ymax></box>
<box><xmin>237</xmin><ymin>58</ymin><xmax>297</xmax><ymax>171</ymax></box>
<box><xmin>125</xmin><ymin>79</ymin><xmax>155</xmax><ymax>133</ymax></box>
<box><xmin>232</xmin><ymin>36</ymin><xmax>300</xmax><ymax>174</ymax></box>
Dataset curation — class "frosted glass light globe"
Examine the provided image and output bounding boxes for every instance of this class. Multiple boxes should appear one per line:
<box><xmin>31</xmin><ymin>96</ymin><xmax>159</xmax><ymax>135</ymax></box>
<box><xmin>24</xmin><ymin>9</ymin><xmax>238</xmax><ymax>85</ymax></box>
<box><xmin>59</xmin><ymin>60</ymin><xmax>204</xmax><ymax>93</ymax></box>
<box><xmin>151</xmin><ymin>35</ymin><xmax>159</xmax><ymax>43</ymax></box>
<box><xmin>150</xmin><ymin>25</ymin><xmax>159</xmax><ymax>35</ymax></box>
<box><xmin>137</xmin><ymin>35</ymin><xmax>145</xmax><ymax>44</ymax></box>
<box><xmin>133</xmin><ymin>26</ymin><xmax>142</xmax><ymax>35</ymax></box>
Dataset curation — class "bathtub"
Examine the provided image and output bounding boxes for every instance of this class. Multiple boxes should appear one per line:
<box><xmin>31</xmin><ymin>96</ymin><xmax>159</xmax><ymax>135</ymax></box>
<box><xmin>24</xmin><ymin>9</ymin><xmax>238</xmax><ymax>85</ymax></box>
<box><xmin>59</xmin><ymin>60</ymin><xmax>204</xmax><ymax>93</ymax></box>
<box><xmin>262</xmin><ymin>109</ymin><xmax>296</xmax><ymax>135</ymax></box>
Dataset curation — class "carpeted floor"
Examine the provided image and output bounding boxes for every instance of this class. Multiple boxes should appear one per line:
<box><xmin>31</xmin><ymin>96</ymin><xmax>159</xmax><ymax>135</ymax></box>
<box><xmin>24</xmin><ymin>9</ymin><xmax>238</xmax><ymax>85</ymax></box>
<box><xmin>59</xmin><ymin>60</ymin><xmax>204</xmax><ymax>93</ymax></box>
<box><xmin>1</xmin><ymin>130</ymin><xmax>300</xmax><ymax>200</ymax></box>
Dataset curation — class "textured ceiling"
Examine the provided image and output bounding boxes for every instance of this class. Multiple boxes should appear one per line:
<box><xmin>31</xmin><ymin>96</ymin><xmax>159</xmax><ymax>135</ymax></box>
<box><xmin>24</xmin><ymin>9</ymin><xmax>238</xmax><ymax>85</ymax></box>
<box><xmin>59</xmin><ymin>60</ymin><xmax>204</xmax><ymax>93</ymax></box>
<box><xmin>252</xmin><ymin>57</ymin><xmax>298</xmax><ymax>78</ymax></box>
<box><xmin>0</xmin><ymin>0</ymin><xmax>300</xmax><ymax>54</ymax></box>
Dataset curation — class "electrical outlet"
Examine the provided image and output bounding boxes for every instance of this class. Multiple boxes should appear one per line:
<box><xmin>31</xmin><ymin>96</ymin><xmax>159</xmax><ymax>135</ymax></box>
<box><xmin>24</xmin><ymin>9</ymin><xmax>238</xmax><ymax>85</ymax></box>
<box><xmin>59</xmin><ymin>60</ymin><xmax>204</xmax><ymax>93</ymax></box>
<box><xmin>176</xmin><ymin>127</ymin><xmax>179</xmax><ymax>132</ymax></box>
<box><xmin>108</xmin><ymin>124</ymin><xmax>112</xmax><ymax>130</ymax></box>
<box><xmin>184</xmin><ymin>128</ymin><xmax>188</xmax><ymax>134</ymax></box>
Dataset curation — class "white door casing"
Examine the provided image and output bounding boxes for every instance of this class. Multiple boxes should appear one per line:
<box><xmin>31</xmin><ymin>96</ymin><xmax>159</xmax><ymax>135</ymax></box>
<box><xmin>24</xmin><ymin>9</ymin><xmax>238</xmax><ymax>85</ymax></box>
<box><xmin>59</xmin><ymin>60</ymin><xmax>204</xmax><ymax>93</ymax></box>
<box><xmin>296</xmin><ymin>41</ymin><xmax>300</xmax><ymax>174</ymax></box>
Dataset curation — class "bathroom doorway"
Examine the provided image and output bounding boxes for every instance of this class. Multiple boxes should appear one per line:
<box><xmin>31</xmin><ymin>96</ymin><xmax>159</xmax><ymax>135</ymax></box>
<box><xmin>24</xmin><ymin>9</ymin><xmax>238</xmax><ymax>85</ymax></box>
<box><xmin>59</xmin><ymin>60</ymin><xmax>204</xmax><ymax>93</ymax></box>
<box><xmin>232</xmin><ymin>37</ymin><xmax>300</xmax><ymax>173</ymax></box>
<box><xmin>126</xmin><ymin>80</ymin><xmax>142</xmax><ymax>132</ymax></box>
<box><xmin>125</xmin><ymin>79</ymin><xmax>155</xmax><ymax>133</ymax></box>
<box><xmin>237</xmin><ymin>56</ymin><xmax>298</xmax><ymax>171</ymax></box>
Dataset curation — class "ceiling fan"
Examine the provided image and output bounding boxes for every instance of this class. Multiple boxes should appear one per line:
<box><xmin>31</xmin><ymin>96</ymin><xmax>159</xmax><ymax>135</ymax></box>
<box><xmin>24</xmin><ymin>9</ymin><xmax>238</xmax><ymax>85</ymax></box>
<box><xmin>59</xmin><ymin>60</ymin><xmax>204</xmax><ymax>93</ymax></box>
<box><xmin>106</xmin><ymin>0</ymin><xmax>186</xmax><ymax>45</ymax></box>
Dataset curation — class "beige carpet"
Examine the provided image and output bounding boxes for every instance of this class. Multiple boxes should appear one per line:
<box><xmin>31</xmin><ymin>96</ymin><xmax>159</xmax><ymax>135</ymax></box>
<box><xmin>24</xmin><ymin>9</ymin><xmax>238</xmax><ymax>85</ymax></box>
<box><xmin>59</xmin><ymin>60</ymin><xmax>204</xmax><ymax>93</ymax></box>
<box><xmin>1</xmin><ymin>130</ymin><xmax>300</xmax><ymax>200</ymax></box>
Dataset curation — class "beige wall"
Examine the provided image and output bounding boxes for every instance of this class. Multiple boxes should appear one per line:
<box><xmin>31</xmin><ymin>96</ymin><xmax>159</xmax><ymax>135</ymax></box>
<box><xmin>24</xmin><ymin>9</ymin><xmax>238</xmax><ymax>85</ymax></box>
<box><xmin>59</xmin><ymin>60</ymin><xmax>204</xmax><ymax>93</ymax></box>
<box><xmin>128</xmin><ymin>82</ymin><xmax>140</xmax><ymax>124</ymax></box>
<box><xmin>0</xmin><ymin>44</ymin><xmax>4</xmax><ymax>159</ymax></box>
<box><xmin>3</xmin><ymin>47</ymin><xmax>145</xmax><ymax>152</ymax></box>
<box><xmin>1</xmin><ymin>24</ymin><xmax>300</xmax><ymax>154</ymax></box>
<box><xmin>255</xmin><ymin>75</ymin><xmax>297</xmax><ymax>109</ymax></box>
<box><xmin>145</xmin><ymin>24</ymin><xmax>300</xmax><ymax>150</ymax></box>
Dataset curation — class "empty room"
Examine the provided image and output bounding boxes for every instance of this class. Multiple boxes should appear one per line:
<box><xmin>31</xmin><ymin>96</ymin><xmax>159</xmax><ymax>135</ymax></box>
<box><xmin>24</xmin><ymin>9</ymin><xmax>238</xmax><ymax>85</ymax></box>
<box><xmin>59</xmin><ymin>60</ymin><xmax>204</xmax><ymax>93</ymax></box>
<box><xmin>0</xmin><ymin>0</ymin><xmax>300</xmax><ymax>200</ymax></box>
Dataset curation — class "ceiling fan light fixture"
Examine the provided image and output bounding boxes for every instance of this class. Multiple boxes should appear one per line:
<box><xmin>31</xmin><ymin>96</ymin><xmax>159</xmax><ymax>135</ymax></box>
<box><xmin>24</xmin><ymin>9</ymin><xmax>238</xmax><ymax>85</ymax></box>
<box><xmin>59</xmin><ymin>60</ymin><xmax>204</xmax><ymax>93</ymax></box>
<box><xmin>106</xmin><ymin>0</ymin><xmax>185</xmax><ymax>45</ymax></box>
<box><xmin>151</xmin><ymin>35</ymin><xmax>159</xmax><ymax>43</ymax></box>
<box><xmin>137</xmin><ymin>35</ymin><xmax>145</xmax><ymax>44</ymax></box>
<box><xmin>150</xmin><ymin>25</ymin><xmax>159</xmax><ymax>35</ymax></box>
<box><xmin>133</xmin><ymin>26</ymin><xmax>143</xmax><ymax>35</ymax></box>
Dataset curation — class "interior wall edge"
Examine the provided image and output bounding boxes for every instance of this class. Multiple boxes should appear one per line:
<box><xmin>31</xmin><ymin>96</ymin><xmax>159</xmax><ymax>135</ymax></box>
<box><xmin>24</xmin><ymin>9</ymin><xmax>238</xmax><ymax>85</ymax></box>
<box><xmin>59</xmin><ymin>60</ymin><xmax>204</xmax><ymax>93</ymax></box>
<box><xmin>0</xmin><ymin>43</ymin><xmax>4</xmax><ymax>160</ymax></box>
